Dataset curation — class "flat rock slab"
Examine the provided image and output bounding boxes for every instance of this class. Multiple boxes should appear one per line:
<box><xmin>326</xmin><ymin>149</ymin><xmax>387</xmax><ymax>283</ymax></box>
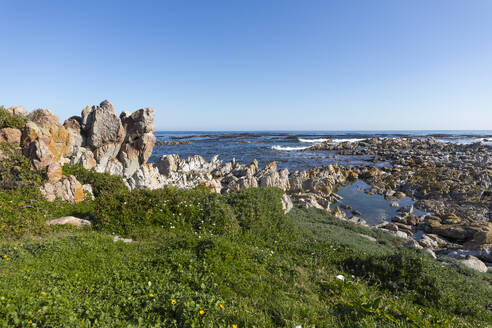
<box><xmin>46</xmin><ymin>216</ymin><xmax>91</xmax><ymax>227</ymax></box>
<box><xmin>113</xmin><ymin>236</ymin><xmax>133</xmax><ymax>243</ymax></box>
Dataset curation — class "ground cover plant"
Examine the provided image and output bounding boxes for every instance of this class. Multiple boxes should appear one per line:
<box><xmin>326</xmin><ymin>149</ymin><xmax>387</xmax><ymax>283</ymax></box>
<box><xmin>0</xmin><ymin>166</ymin><xmax>491</xmax><ymax>327</ymax></box>
<box><xmin>0</xmin><ymin>106</ymin><xmax>27</xmax><ymax>130</ymax></box>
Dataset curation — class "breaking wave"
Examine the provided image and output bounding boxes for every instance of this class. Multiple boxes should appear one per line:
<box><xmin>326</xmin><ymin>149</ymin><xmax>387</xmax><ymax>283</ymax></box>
<box><xmin>271</xmin><ymin>145</ymin><xmax>309</xmax><ymax>151</ymax></box>
<box><xmin>298</xmin><ymin>138</ymin><xmax>330</xmax><ymax>143</ymax></box>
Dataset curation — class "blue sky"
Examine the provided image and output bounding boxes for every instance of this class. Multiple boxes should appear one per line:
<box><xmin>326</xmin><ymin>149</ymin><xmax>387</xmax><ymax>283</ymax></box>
<box><xmin>1</xmin><ymin>0</ymin><xmax>491</xmax><ymax>130</ymax></box>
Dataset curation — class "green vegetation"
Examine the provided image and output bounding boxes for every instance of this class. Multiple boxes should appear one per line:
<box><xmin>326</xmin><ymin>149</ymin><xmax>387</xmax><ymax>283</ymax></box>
<box><xmin>0</xmin><ymin>164</ymin><xmax>491</xmax><ymax>327</ymax></box>
<box><xmin>62</xmin><ymin>164</ymin><xmax>128</xmax><ymax>197</ymax></box>
<box><xmin>0</xmin><ymin>105</ymin><xmax>27</xmax><ymax>129</ymax></box>
<box><xmin>0</xmin><ymin>142</ymin><xmax>44</xmax><ymax>190</ymax></box>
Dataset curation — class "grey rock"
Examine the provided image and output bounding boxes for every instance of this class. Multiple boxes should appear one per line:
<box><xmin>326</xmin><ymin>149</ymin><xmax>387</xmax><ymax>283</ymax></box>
<box><xmin>458</xmin><ymin>255</ymin><xmax>488</xmax><ymax>272</ymax></box>
<box><xmin>46</xmin><ymin>216</ymin><xmax>91</xmax><ymax>227</ymax></box>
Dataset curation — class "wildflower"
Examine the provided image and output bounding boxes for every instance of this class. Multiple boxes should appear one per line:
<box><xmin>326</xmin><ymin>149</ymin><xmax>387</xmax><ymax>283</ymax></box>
<box><xmin>406</xmin><ymin>317</ymin><xmax>410</xmax><ymax>321</ymax></box>
<box><xmin>171</xmin><ymin>299</ymin><xmax>177</xmax><ymax>305</ymax></box>
<box><xmin>199</xmin><ymin>310</ymin><xmax>205</xmax><ymax>315</ymax></box>
<box><xmin>28</xmin><ymin>320</ymin><xmax>32</xmax><ymax>325</ymax></box>
<box><xmin>336</xmin><ymin>274</ymin><xmax>345</xmax><ymax>281</ymax></box>
<box><xmin>13</xmin><ymin>247</ymin><xmax>16</xmax><ymax>250</ymax></box>
<box><xmin>219</xmin><ymin>304</ymin><xmax>224</xmax><ymax>309</ymax></box>
<box><xmin>232</xmin><ymin>325</ymin><xmax>237</xmax><ymax>328</ymax></box>
<box><xmin>41</xmin><ymin>291</ymin><xmax>46</xmax><ymax>296</ymax></box>
<box><xmin>148</xmin><ymin>281</ymin><xmax>152</xmax><ymax>287</ymax></box>
<box><xmin>149</xmin><ymin>293</ymin><xmax>154</xmax><ymax>298</ymax></box>
<box><xmin>2</xmin><ymin>255</ymin><xmax>7</xmax><ymax>259</ymax></box>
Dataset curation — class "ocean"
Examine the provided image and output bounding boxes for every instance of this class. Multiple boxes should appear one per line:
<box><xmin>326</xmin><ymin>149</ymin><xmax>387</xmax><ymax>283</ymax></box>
<box><xmin>150</xmin><ymin>130</ymin><xmax>492</xmax><ymax>171</ymax></box>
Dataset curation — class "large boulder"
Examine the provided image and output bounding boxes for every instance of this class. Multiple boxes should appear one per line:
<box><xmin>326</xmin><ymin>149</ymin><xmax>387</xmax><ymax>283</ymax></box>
<box><xmin>81</xmin><ymin>100</ymin><xmax>125</xmax><ymax>149</ymax></box>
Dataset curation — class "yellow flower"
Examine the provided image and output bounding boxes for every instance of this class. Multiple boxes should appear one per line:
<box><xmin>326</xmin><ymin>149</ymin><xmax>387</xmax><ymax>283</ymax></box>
<box><xmin>13</xmin><ymin>247</ymin><xmax>16</xmax><ymax>250</ymax></box>
<box><xmin>80</xmin><ymin>321</ymin><xmax>84</xmax><ymax>325</ymax></box>
<box><xmin>219</xmin><ymin>304</ymin><xmax>224</xmax><ymax>309</ymax></box>
<box><xmin>232</xmin><ymin>325</ymin><xmax>237</xmax><ymax>328</ymax></box>
<box><xmin>199</xmin><ymin>310</ymin><xmax>205</xmax><ymax>315</ymax></box>
<box><xmin>149</xmin><ymin>293</ymin><xmax>154</xmax><ymax>298</ymax></box>
<box><xmin>2</xmin><ymin>255</ymin><xmax>7</xmax><ymax>259</ymax></box>
<box><xmin>406</xmin><ymin>317</ymin><xmax>410</xmax><ymax>321</ymax></box>
<box><xmin>28</xmin><ymin>320</ymin><xmax>32</xmax><ymax>325</ymax></box>
<box><xmin>41</xmin><ymin>291</ymin><xmax>46</xmax><ymax>296</ymax></box>
<box><xmin>171</xmin><ymin>299</ymin><xmax>177</xmax><ymax>305</ymax></box>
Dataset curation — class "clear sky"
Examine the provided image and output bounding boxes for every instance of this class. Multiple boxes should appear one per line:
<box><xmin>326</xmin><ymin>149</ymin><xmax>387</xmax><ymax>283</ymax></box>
<box><xmin>1</xmin><ymin>0</ymin><xmax>491</xmax><ymax>130</ymax></box>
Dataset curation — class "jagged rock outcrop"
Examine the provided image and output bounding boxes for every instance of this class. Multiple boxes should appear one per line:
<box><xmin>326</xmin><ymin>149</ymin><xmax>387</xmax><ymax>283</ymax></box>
<box><xmin>64</xmin><ymin>100</ymin><xmax>156</xmax><ymax>178</ymax></box>
<box><xmin>17</xmin><ymin>100</ymin><xmax>155</xmax><ymax>182</ymax></box>
<box><xmin>11</xmin><ymin>100</ymin><xmax>350</xmax><ymax>215</ymax></box>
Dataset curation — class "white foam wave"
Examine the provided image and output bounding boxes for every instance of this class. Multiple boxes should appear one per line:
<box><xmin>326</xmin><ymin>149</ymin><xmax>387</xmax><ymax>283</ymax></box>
<box><xmin>331</xmin><ymin>138</ymin><xmax>366</xmax><ymax>143</ymax></box>
<box><xmin>271</xmin><ymin>145</ymin><xmax>309</xmax><ymax>151</ymax></box>
<box><xmin>298</xmin><ymin>138</ymin><xmax>330</xmax><ymax>143</ymax></box>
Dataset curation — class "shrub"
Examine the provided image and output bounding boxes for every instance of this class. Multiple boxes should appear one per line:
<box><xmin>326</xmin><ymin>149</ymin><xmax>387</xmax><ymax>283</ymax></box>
<box><xmin>0</xmin><ymin>142</ymin><xmax>44</xmax><ymax>190</ymax></box>
<box><xmin>225</xmin><ymin>187</ymin><xmax>285</xmax><ymax>232</ymax></box>
<box><xmin>0</xmin><ymin>106</ymin><xmax>27</xmax><ymax>129</ymax></box>
<box><xmin>93</xmin><ymin>186</ymin><xmax>239</xmax><ymax>236</ymax></box>
<box><xmin>62</xmin><ymin>164</ymin><xmax>128</xmax><ymax>197</ymax></box>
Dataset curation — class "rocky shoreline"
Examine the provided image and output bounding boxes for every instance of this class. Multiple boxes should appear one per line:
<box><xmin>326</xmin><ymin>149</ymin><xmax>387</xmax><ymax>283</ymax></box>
<box><xmin>1</xmin><ymin>100</ymin><xmax>490</xmax><ymax>272</ymax></box>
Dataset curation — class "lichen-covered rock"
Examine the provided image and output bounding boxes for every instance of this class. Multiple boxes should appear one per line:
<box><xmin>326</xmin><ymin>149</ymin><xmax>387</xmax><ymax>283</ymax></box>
<box><xmin>23</xmin><ymin>109</ymin><xmax>72</xmax><ymax>162</ymax></box>
<box><xmin>46</xmin><ymin>162</ymin><xmax>62</xmax><ymax>183</ymax></box>
<box><xmin>40</xmin><ymin>175</ymin><xmax>85</xmax><ymax>203</ymax></box>
<box><xmin>24</xmin><ymin>137</ymin><xmax>54</xmax><ymax>170</ymax></box>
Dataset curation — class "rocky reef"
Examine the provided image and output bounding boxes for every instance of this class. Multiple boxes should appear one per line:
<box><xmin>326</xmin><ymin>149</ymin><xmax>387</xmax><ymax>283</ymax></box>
<box><xmin>306</xmin><ymin>137</ymin><xmax>492</xmax><ymax>269</ymax></box>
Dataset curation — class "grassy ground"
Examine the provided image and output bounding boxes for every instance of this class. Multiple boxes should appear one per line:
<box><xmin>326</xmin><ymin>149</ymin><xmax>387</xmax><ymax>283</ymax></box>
<box><xmin>0</xmin><ymin>194</ymin><xmax>491</xmax><ymax>327</ymax></box>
